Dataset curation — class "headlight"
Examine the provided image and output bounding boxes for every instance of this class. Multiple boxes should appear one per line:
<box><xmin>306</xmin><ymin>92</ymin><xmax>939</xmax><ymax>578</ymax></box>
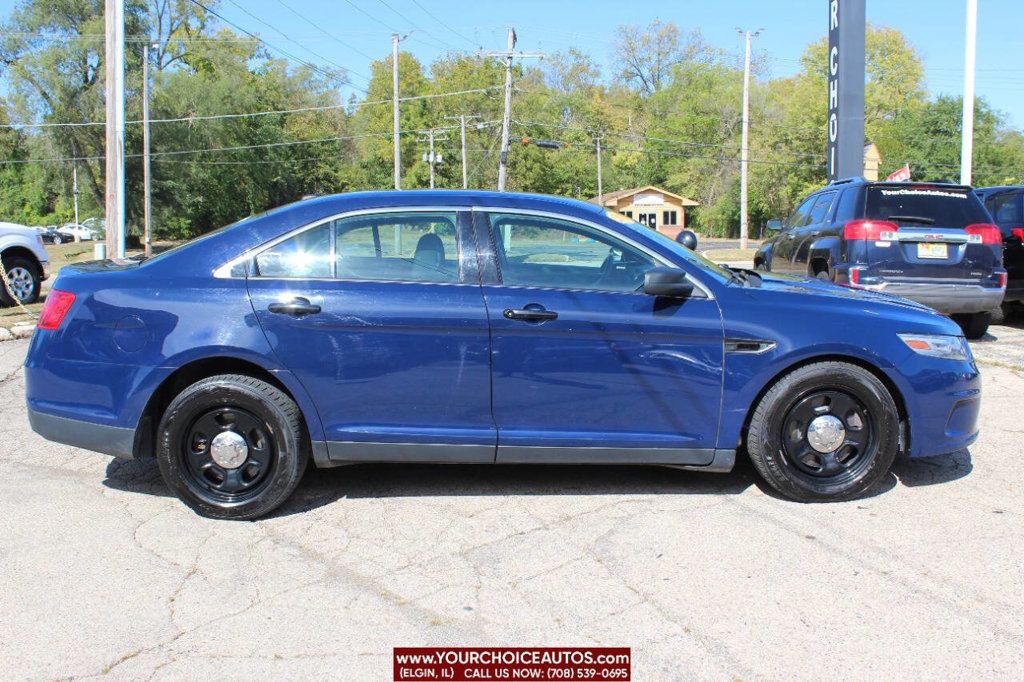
<box><xmin>898</xmin><ymin>333</ymin><xmax>971</xmax><ymax>361</ymax></box>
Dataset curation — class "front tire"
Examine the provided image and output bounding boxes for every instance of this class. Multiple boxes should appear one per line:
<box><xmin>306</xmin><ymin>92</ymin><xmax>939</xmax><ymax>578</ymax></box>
<box><xmin>156</xmin><ymin>374</ymin><xmax>309</xmax><ymax>520</ymax></box>
<box><xmin>746</xmin><ymin>361</ymin><xmax>900</xmax><ymax>502</ymax></box>
<box><xmin>953</xmin><ymin>311</ymin><xmax>990</xmax><ymax>340</ymax></box>
<box><xmin>1</xmin><ymin>256</ymin><xmax>41</xmax><ymax>305</ymax></box>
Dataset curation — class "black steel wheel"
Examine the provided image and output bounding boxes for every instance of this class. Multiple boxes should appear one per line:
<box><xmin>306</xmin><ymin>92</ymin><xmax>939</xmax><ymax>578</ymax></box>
<box><xmin>157</xmin><ymin>374</ymin><xmax>309</xmax><ymax>520</ymax></box>
<box><xmin>747</xmin><ymin>361</ymin><xmax>900</xmax><ymax>502</ymax></box>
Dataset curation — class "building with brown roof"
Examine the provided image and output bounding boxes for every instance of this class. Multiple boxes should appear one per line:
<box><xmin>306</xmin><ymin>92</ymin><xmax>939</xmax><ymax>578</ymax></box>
<box><xmin>591</xmin><ymin>185</ymin><xmax>700</xmax><ymax>239</ymax></box>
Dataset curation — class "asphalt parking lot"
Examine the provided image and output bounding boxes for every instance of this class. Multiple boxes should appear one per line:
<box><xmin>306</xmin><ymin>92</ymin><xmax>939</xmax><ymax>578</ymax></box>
<box><xmin>1</xmin><ymin>325</ymin><xmax>1022</xmax><ymax>680</ymax></box>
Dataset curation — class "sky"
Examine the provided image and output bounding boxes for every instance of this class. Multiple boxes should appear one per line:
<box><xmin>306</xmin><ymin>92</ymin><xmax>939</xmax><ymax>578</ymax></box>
<box><xmin>1</xmin><ymin>0</ymin><xmax>1022</xmax><ymax>127</ymax></box>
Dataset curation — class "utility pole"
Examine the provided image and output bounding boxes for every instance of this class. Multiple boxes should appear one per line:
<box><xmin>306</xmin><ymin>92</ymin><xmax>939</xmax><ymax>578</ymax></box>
<box><xmin>737</xmin><ymin>28</ymin><xmax>761</xmax><ymax>251</ymax></box>
<box><xmin>104</xmin><ymin>0</ymin><xmax>125</xmax><ymax>258</ymax></box>
<box><xmin>595</xmin><ymin>136</ymin><xmax>603</xmax><ymax>200</ymax></box>
<box><xmin>142</xmin><ymin>42</ymin><xmax>153</xmax><ymax>257</ymax></box>
<box><xmin>418</xmin><ymin>129</ymin><xmax>446</xmax><ymax>189</ymax></box>
<box><xmin>479</xmin><ymin>29</ymin><xmax>543</xmax><ymax>191</ymax></box>
<box><xmin>72</xmin><ymin>164</ymin><xmax>79</xmax><ymax>226</ymax></box>
<box><xmin>445</xmin><ymin>114</ymin><xmax>481</xmax><ymax>188</ymax></box>
<box><xmin>392</xmin><ymin>33</ymin><xmax>402</xmax><ymax>190</ymax></box>
<box><xmin>960</xmin><ymin>0</ymin><xmax>978</xmax><ymax>185</ymax></box>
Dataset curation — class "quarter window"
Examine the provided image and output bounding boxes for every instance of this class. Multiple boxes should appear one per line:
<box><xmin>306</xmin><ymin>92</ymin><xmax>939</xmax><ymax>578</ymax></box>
<box><xmin>254</xmin><ymin>223</ymin><xmax>331</xmax><ymax>278</ymax></box>
<box><xmin>489</xmin><ymin>213</ymin><xmax>658</xmax><ymax>293</ymax></box>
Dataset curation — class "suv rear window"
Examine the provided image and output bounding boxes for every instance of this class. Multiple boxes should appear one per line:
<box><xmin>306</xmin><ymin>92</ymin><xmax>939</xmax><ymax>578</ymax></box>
<box><xmin>865</xmin><ymin>185</ymin><xmax>989</xmax><ymax>228</ymax></box>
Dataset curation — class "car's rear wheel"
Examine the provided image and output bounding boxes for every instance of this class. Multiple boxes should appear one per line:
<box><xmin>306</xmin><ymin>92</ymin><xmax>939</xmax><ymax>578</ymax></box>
<box><xmin>156</xmin><ymin>374</ymin><xmax>309</xmax><ymax>520</ymax></box>
<box><xmin>746</xmin><ymin>361</ymin><xmax>900</xmax><ymax>502</ymax></box>
<box><xmin>1</xmin><ymin>256</ymin><xmax>41</xmax><ymax>306</ymax></box>
<box><xmin>953</xmin><ymin>311</ymin><xmax>990</xmax><ymax>340</ymax></box>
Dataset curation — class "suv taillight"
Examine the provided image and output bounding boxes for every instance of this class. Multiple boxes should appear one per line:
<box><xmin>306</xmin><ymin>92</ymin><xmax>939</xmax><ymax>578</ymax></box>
<box><xmin>1011</xmin><ymin>227</ymin><xmax>1024</xmax><ymax>241</ymax></box>
<box><xmin>37</xmin><ymin>290</ymin><xmax>76</xmax><ymax>330</ymax></box>
<box><xmin>844</xmin><ymin>220</ymin><xmax>900</xmax><ymax>241</ymax></box>
<box><xmin>964</xmin><ymin>223</ymin><xmax>1001</xmax><ymax>245</ymax></box>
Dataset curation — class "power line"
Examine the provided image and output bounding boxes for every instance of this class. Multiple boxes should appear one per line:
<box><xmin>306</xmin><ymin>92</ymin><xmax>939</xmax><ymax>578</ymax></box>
<box><xmin>272</xmin><ymin>0</ymin><xmax>378</xmax><ymax>63</ymax></box>
<box><xmin>219</xmin><ymin>0</ymin><xmax>371</xmax><ymax>87</ymax></box>
<box><xmin>0</xmin><ymin>86</ymin><xmax>502</xmax><ymax>129</ymax></box>
<box><xmin>187</xmin><ymin>0</ymin><xmax>364</xmax><ymax>93</ymax></box>
<box><xmin>407</xmin><ymin>0</ymin><xmax>478</xmax><ymax>49</ymax></box>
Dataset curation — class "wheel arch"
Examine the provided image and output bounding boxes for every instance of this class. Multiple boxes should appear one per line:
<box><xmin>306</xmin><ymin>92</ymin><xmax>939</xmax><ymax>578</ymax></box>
<box><xmin>736</xmin><ymin>353</ymin><xmax>910</xmax><ymax>458</ymax></box>
<box><xmin>132</xmin><ymin>355</ymin><xmax>325</xmax><ymax>460</ymax></box>
<box><xmin>806</xmin><ymin>238</ymin><xmax>840</xmax><ymax>277</ymax></box>
<box><xmin>1</xmin><ymin>245</ymin><xmax>43</xmax><ymax>272</ymax></box>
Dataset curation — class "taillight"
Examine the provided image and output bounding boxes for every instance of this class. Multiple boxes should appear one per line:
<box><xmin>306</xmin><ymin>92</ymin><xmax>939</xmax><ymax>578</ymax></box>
<box><xmin>1011</xmin><ymin>227</ymin><xmax>1024</xmax><ymax>241</ymax></box>
<box><xmin>37</xmin><ymin>289</ymin><xmax>76</xmax><ymax>330</ymax></box>
<box><xmin>844</xmin><ymin>220</ymin><xmax>900</xmax><ymax>241</ymax></box>
<box><xmin>964</xmin><ymin>223</ymin><xmax>1001</xmax><ymax>245</ymax></box>
<box><xmin>849</xmin><ymin>266</ymin><xmax>863</xmax><ymax>286</ymax></box>
<box><xmin>998</xmin><ymin>272</ymin><xmax>1008</xmax><ymax>289</ymax></box>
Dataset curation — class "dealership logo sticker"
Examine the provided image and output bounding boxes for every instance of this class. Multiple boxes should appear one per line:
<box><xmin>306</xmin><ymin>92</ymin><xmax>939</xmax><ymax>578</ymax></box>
<box><xmin>393</xmin><ymin>647</ymin><xmax>631</xmax><ymax>680</ymax></box>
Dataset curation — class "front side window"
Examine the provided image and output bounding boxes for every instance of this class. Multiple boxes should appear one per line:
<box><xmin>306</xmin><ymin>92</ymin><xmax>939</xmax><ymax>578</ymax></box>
<box><xmin>489</xmin><ymin>213</ymin><xmax>658</xmax><ymax>293</ymax></box>
<box><xmin>786</xmin><ymin>196</ymin><xmax>817</xmax><ymax>229</ymax></box>
<box><xmin>808</xmin><ymin>192</ymin><xmax>837</xmax><ymax>224</ymax></box>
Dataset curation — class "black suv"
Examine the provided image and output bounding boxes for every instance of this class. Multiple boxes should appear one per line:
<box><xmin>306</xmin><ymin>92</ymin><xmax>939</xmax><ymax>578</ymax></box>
<box><xmin>755</xmin><ymin>178</ymin><xmax>1006</xmax><ymax>338</ymax></box>
<box><xmin>974</xmin><ymin>186</ymin><xmax>1024</xmax><ymax>321</ymax></box>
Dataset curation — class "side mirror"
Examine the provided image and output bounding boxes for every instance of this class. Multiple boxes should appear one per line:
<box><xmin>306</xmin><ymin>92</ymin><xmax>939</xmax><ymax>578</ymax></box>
<box><xmin>766</xmin><ymin>219</ymin><xmax>783</xmax><ymax>232</ymax></box>
<box><xmin>674</xmin><ymin>229</ymin><xmax>698</xmax><ymax>250</ymax></box>
<box><xmin>644</xmin><ymin>267</ymin><xmax>695</xmax><ymax>298</ymax></box>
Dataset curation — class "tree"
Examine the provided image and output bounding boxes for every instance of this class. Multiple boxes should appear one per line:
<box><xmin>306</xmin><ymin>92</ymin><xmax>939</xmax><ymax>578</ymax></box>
<box><xmin>612</xmin><ymin>21</ymin><xmax>716</xmax><ymax>96</ymax></box>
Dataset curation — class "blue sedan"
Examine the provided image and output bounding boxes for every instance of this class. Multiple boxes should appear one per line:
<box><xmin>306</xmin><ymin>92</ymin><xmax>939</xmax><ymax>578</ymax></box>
<box><xmin>25</xmin><ymin>191</ymin><xmax>981</xmax><ymax>519</ymax></box>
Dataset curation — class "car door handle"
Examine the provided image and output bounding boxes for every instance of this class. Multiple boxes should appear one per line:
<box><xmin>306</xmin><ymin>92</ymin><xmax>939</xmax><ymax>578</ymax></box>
<box><xmin>268</xmin><ymin>297</ymin><xmax>321</xmax><ymax>317</ymax></box>
<box><xmin>503</xmin><ymin>308</ymin><xmax>558</xmax><ymax>322</ymax></box>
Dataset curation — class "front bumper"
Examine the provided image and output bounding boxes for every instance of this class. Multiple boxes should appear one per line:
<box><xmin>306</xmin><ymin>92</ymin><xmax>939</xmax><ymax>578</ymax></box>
<box><xmin>28</xmin><ymin>407</ymin><xmax>136</xmax><ymax>459</ymax></box>
<box><xmin>860</xmin><ymin>281</ymin><xmax>1004</xmax><ymax>314</ymax></box>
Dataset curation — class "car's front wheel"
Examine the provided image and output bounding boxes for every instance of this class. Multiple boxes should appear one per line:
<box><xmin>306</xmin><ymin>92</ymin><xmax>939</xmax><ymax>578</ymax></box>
<box><xmin>746</xmin><ymin>361</ymin><xmax>900</xmax><ymax>502</ymax></box>
<box><xmin>1</xmin><ymin>255</ymin><xmax>41</xmax><ymax>306</ymax></box>
<box><xmin>156</xmin><ymin>374</ymin><xmax>309</xmax><ymax>520</ymax></box>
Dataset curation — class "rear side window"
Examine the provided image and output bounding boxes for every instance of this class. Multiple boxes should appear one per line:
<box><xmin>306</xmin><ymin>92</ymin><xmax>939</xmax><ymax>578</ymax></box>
<box><xmin>985</xmin><ymin>191</ymin><xmax>1023</xmax><ymax>228</ymax></box>
<box><xmin>807</xmin><ymin>191</ymin><xmax>837</xmax><ymax>224</ymax></box>
<box><xmin>865</xmin><ymin>185</ymin><xmax>990</xmax><ymax>228</ymax></box>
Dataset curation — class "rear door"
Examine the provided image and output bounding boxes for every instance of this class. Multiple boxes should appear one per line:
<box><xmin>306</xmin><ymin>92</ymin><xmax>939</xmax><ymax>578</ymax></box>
<box><xmin>863</xmin><ymin>184</ymin><xmax>1000</xmax><ymax>282</ymax></box>
<box><xmin>792</xmin><ymin>191</ymin><xmax>838</xmax><ymax>270</ymax></box>
<box><xmin>476</xmin><ymin>209</ymin><xmax>725</xmax><ymax>464</ymax></box>
<box><xmin>246</xmin><ymin>208</ymin><xmax>496</xmax><ymax>463</ymax></box>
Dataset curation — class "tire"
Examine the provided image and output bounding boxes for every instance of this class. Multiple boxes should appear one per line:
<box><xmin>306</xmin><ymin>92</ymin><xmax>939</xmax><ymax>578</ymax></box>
<box><xmin>953</xmin><ymin>311</ymin><xmax>990</xmax><ymax>340</ymax></box>
<box><xmin>755</xmin><ymin>260</ymin><xmax>769</xmax><ymax>272</ymax></box>
<box><xmin>746</xmin><ymin>361</ymin><xmax>900</xmax><ymax>502</ymax></box>
<box><xmin>0</xmin><ymin>255</ymin><xmax>41</xmax><ymax>306</ymax></box>
<box><xmin>815</xmin><ymin>269</ymin><xmax>832</xmax><ymax>282</ymax></box>
<box><xmin>989</xmin><ymin>304</ymin><xmax>1007</xmax><ymax>326</ymax></box>
<box><xmin>156</xmin><ymin>374</ymin><xmax>309</xmax><ymax>520</ymax></box>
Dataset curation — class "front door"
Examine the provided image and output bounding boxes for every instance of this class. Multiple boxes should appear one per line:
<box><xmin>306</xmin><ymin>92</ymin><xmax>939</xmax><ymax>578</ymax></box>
<box><xmin>247</xmin><ymin>209</ymin><xmax>496</xmax><ymax>463</ymax></box>
<box><xmin>476</xmin><ymin>210</ymin><xmax>725</xmax><ymax>464</ymax></box>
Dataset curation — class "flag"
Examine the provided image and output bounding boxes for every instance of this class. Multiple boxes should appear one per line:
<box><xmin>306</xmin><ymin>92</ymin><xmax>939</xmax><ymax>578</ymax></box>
<box><xmin>887</xmin><ymin>164</ymin><xmax>911</xmax><ymax>182</ymax></box>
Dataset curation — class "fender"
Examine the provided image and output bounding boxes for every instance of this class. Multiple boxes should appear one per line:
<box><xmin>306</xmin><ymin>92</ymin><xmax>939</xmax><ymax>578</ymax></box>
<box><xmin>806</xmin><ymin>236</ymin><xmax>841</xmax><ymax>274</ymax></box>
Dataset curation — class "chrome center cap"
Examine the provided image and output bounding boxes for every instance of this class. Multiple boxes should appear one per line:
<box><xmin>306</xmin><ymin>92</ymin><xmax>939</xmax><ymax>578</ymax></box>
<box><xmin>807</xmin><ymin>415</ymin><xmax>846</xmax><ymax>453</ymax></box>
<box><xmin>210</xmin><ymin>431</ymin><xmax>248</xmax><ymax>469</ymax></box>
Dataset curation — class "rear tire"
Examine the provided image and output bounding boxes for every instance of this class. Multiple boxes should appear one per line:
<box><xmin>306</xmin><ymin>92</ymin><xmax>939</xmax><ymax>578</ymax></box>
<box><xmin>156</xmin><ymin>374</ymin><xmax>309</xmax><ymax>520</ymax></box>
<box><xmin>989</xmin><ymin>305</ymin><xmax>1007</xmax><ymax>326</ymax></box>
<box><xmin>954</xmin><ymin>311</ymin><xmax>990</xmax><ymax>340</ymax></box>
<box><xmin>746</xmin><ymin>361</ymin><xmax>900</xmax><ymax>502</ymax></box>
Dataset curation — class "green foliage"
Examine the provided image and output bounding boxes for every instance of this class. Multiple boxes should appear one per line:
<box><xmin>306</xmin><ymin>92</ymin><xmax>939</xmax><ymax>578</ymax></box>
<box><xmin>1</xmin><ymin>6</ymin><xmax>1022</xmax><ymax>241</ymax></box>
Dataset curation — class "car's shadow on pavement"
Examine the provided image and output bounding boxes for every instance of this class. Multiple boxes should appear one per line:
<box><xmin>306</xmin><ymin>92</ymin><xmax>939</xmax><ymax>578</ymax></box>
<box><xmin>101</xmin><ymin>449</ymin><xmax>973</xmax><ymax>518</ymax></box>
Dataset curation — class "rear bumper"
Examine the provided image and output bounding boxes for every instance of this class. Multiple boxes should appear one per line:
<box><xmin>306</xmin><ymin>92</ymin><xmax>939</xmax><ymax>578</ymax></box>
<box><xmin>860</xmin><ymin>281</ymin><xmax>1004</xmax><ymax>314</ymax></box>
<box><xmin>28</xmin><ymin>407</ymin><xmax>136</xmax><ymax>459</ymax></box>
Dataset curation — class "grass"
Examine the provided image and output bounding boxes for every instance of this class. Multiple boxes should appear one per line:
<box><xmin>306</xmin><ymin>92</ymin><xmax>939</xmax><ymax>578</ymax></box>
<box><xmin>703</xmin><ymin>247</ymin><xmax>759</xmax><ymax>262</ymax></box>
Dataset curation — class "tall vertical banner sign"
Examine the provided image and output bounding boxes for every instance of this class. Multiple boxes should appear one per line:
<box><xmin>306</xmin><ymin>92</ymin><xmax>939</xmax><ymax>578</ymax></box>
<box><xmin>827</xmin><ymin>0</ymin><xmax>866</xmax><ymax>182</ymax></box>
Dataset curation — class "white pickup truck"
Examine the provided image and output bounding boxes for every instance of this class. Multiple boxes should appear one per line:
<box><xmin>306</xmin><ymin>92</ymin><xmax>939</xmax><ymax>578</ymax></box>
<box><xmin>0</xmin><ymin>222</ymin><xmax>51</xmax><ymax>305</ymax></box>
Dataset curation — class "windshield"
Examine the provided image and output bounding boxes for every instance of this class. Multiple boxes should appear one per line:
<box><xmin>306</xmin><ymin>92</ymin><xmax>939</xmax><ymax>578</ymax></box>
<box><xmin>605</xmin><ymin>211</ymin><xmax>732</xmax><ymax>283</ymax></box>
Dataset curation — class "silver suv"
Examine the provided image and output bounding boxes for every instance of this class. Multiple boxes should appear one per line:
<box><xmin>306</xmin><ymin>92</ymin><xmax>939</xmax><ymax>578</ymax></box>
<box><xmin>0</xmin><ymin>221</ymin><xmax>51</xmax><ymax>305</ymax></box>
